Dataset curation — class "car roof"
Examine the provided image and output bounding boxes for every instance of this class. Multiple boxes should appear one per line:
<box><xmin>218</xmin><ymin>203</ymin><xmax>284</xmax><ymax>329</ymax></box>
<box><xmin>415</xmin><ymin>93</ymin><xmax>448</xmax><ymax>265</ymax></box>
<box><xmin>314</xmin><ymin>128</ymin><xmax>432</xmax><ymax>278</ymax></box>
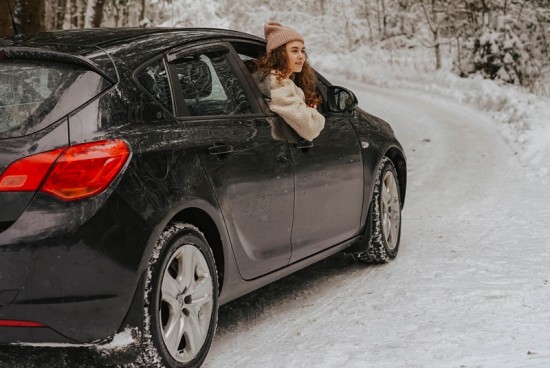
<box><xmin>0</xmin><ymin>27</ymin><xmax>265</xmax><ymax>81</ymax></box>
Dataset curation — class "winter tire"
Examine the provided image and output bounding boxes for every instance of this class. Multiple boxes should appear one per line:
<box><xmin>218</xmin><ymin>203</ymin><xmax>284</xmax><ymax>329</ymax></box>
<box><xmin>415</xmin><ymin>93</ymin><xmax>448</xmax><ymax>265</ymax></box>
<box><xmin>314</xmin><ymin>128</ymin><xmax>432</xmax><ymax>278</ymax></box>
<box><xmin>356</xmin><ymin>157</ymin><xmax>402</xmax><ymax>263</ymax></box>
<box><xmin>140</xmin><ymin>223</ymin><xmax>218</xmax><ymax>368</ymax></box>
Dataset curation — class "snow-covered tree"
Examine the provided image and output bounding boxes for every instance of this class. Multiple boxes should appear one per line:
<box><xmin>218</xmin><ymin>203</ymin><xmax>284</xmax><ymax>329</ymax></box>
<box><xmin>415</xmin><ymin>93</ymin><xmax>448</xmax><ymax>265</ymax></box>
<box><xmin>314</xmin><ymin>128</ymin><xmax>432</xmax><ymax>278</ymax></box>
<box><xmin>454</xmin><ymin>1</ymin><xmax>547</xmax><ymax>88</ymax></box>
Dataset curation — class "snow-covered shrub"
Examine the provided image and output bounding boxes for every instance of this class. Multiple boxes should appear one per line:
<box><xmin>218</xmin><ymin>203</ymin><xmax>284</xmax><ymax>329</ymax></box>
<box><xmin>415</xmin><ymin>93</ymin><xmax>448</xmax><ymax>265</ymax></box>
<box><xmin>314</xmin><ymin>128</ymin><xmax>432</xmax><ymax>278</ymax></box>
<box><xmin>458</xmin><ymin>15</ymin><xmax>543</xmax><ymax>89</ymax></box>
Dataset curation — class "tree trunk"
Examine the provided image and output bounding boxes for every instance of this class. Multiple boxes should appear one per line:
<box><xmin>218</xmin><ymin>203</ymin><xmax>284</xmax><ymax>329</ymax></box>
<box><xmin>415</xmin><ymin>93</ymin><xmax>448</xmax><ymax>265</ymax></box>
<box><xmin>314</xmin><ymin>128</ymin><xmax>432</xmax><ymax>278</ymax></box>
<box><xmin>434</xmin><ymin>27</ymin><xmax>441</xmax><ymax>69</ymax></box>
<box><xmin>431</xmin><ymin>0</ymin><xmax>441</xmax><ymax>69</ymax></box>
<box><xmin>92</xmin><ymin>0</ymin><xmax>105</xmax><ymax>27</ymax></box>
<box><xmin>69</xmin><ymin>0</ymin><xmax>77</xmax><ymax>28</ymax></box>
<box><xmin>0</xmin><ymin>0</ymin><xmax>14</xmax><ymax>37</ymax></box>
<box><xmin>17</xmin><ymin>0</ymin><xmax>46</xmax><ymax>34</ymax></box>
<box><xmin>363</xmin><ymin>1</ymin><xmax>374</xmax><ymax>43</ymax></box>
<box><xmin>380</xmin><ymin>0</ymin><xmax>387</xmax><ymax>39</ymax></box>
<box><xmin>455</xmin><ymin>35</ymin><xmax>463</xmax><ymax>75</ymax></box>
<box><xmin>140</xmin><ymin>0</ymin><xmax>146</xmax><ymax>24</ymax></box>
<box><xmin>376</xmin><ymin>0</ymin><xmax>384</xmax><ymax>40</ymax></box>
<box><xmin>53</xmin><ymin>0</ymin><xmax>67</xmax><ymax>30</ymax></box>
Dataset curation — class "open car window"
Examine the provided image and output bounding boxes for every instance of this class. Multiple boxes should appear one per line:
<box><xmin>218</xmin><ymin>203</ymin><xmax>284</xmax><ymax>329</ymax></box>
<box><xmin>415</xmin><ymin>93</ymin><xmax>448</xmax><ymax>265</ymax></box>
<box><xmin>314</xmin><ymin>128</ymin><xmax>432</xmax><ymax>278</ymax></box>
<box><xmin>231</xmin><ymin>41</ymin><xmax>329</xmax><ymax>113</ymax></box>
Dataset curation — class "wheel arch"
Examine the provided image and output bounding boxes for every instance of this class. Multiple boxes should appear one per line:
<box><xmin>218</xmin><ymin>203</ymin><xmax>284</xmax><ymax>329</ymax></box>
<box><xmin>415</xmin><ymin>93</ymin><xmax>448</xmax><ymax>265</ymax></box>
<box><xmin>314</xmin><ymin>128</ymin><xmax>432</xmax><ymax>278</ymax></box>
<box><xmin>116</xmin><ymin>204</ymin><xmax>228</xmax><ymax>353</ymax></box>
<box><xmin>347</xmin><ymin>150</ymin><xmax>405</xmax><ymax>259</ymax></box>
<box><xmin>384</xmin><ymin>146</ymin><xmax>407</xmax><ymax>208</ymax></box>
<box><xmin>170</xmin><ymin>207</ymin><xmax>226</xmax><ymax>292</ymax></box>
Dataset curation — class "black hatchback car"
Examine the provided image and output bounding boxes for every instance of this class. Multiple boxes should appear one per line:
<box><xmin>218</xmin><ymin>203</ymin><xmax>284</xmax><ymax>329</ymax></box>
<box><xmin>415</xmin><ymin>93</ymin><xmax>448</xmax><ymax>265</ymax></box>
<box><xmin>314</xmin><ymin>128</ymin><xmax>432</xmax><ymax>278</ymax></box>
<box><xmin>0</xmin><ymin>28</ymin><xmax>406</xmax><ymax>367</ymax></box>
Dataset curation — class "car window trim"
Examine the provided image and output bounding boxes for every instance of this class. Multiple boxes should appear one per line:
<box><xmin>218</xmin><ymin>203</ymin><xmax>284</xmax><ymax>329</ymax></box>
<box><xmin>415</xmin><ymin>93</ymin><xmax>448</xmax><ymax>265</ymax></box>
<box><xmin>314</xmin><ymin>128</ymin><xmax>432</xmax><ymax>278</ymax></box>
<box><xmin>164</xmin><ymin>61</ymin><xmax>190</xmax><ymax>117</ymax></box>
<box><xmin>223</xmin><ymin>39</ymin><xmax>274</xmax><ymax>114</ymax></box>
<box><xmin>165</xmin><ymin>41</ymin><xmax>262</xmax><ymax>118</ymax></box>
<box><xmin>176</xmin><ymin>112</ymin><xmax>268</xmax><ymax>123</ymax></box>
<box><xmin>132</xmin><ymin>54</ymin><xmax>178</xmax><ymax>117</ymax></box>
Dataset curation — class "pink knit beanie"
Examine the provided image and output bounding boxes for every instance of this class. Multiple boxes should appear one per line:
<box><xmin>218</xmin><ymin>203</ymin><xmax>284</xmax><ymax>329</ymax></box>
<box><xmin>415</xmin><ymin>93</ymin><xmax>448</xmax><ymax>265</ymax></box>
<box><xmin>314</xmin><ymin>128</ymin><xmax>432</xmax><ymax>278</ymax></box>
<box><xmin>264</xmin><ymin>21</ymin><xmax>304</xmax><ymax>53</ymax></box>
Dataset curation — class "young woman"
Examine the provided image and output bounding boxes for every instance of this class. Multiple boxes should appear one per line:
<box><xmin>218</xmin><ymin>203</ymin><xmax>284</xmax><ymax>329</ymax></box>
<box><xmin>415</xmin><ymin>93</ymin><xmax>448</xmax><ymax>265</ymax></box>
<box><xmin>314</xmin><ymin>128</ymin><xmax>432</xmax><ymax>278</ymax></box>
<box><xmin>251</xmin><ymin>21</ymin><xmax>325</xmax><ymax>141</ymax></box>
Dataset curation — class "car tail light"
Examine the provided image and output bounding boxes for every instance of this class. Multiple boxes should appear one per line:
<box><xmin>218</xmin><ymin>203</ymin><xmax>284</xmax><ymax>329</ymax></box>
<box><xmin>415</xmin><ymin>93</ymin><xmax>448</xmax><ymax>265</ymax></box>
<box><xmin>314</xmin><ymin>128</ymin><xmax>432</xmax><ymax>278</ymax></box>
<box><xmin>0</xmin><ymin>140</ymin><xmax>130</xmax><ymax>201</ymax></box>
<box><xmin>0</xmin><ymin>149</ymin><xmax>64</xmax><ymax>191</ymax></box>
<box><xmin>0</xmin><ymin>319</ymin><xmax>45</xmax><ymax>327</ymax></box>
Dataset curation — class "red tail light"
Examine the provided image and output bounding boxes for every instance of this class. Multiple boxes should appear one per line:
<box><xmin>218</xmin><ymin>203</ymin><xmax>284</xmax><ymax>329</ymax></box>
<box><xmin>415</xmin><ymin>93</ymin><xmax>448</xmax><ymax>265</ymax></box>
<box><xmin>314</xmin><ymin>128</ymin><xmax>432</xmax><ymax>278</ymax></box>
<box><xmin>0</xmin><ymin>319</ymin><xmax>45</xmax><ymax>327</ymax></box>
<box><xmin>0</xmin><ymin>140</ymin><xmax>130</xmax><ymax>201</ymax></box>
<box><xmin>0</xmin><ymin>149</ymin><xmax>64</xmax><ymax>191</ymax></box>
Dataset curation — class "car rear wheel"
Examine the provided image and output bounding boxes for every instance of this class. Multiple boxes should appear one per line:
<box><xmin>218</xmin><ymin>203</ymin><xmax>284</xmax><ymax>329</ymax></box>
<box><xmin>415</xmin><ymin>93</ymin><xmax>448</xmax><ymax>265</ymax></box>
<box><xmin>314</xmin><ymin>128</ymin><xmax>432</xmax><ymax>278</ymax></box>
<box><xmin>141</xmin><ymin>223</ymin><xmax>218</xmax><ymax>368</ymax></box>
<box><xmin>356</xmin><ymin>157</ymin><xmax>402</xmax><ymax>263</ymax></box>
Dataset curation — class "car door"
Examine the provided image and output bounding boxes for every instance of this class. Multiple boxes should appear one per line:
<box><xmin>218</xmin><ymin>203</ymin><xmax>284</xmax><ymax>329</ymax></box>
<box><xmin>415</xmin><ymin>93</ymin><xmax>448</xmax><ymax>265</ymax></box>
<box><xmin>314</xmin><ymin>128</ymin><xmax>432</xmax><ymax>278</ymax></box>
<box><xmin>229</xmin><ymin>41</ymin><xmax>364</xmax><ymax>263</ymax></box>
<box><xmin>288</xmin><ymin>98</ymin><xmax>364</xmax><ymax>262</ymax></box>
<box><xmin>166</xmin><ymin>43</ymin><xmax>294</xmax><ymax>280</ymax></box>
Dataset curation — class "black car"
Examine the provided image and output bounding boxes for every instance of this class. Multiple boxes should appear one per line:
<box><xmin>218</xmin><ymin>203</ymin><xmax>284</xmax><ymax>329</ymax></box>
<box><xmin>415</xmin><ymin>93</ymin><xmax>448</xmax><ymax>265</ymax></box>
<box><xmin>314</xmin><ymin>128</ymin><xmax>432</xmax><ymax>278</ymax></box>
<box><xmin>0</xmin><ymin>28</ymin><xmax>406</xmax><ymax>367</ymax></box>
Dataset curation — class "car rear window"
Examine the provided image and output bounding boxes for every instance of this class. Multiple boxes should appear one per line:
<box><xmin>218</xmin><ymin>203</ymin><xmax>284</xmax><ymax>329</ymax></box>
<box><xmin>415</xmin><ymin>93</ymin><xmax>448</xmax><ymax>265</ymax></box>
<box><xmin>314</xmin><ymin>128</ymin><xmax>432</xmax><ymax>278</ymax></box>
<box><xmin>0</xmin><ymin>59</ymin><xmax>107</xmax><ymax>139</ymax></box>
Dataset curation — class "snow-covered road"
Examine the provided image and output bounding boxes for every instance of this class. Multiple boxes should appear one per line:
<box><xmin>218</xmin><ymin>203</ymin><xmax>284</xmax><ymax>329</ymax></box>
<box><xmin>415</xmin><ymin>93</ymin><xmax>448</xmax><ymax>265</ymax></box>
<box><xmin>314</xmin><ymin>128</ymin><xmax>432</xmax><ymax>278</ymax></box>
<box><xmin>204</xmin><ymin>82</ymin><xmax>550</xmax><ymax>368</ymax></box>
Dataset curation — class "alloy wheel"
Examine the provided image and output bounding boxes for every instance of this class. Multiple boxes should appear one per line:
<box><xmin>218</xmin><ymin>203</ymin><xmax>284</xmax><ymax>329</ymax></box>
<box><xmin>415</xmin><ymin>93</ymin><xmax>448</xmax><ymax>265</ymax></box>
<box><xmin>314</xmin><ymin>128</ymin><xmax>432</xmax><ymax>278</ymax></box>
<box><xmin>380</xmin><ymin>170</ymin><xmax>401</xmax><ymax>251</ymax></box>
<box><xmin>159</xmin><ymin>243</ymin><xmax>214</xmax><ymax>363</ymax></box>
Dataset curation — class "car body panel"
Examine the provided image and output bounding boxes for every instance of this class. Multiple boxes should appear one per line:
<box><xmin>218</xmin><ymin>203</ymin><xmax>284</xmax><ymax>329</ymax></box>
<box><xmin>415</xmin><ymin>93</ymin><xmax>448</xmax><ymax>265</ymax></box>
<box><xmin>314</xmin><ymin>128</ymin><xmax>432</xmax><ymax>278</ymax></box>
<box><xmin>289</xmin><ymin>115</ymin><xmax>364</xmax><ymax>262</ymax></box>
<box><xmin>185</xmin><ymin>116</ymin><xmax>295</xmax><ymax>280</ymax></box>
<box><xmin>0</xmin><ymin>120</ymin><xmax>69</xmax><ymax>227</ymax></box>
<box><xmin>0</xmin><ymin>190</ymin><xmax>142</xmax><ymax>343</ymax></box>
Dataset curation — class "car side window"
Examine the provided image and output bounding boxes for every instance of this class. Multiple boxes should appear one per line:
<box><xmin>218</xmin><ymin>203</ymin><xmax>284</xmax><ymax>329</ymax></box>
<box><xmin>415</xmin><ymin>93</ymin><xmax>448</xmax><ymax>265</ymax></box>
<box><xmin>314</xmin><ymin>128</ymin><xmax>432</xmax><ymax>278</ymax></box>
<box><xmin>136</xmin><ymin>59</ymin><xmax>173</xmax><ymax>112</ymax></box>
<box><xmin>171</xmin><ymin>50</ymin><xmax>252</xmax><ymax>116</ymax></box>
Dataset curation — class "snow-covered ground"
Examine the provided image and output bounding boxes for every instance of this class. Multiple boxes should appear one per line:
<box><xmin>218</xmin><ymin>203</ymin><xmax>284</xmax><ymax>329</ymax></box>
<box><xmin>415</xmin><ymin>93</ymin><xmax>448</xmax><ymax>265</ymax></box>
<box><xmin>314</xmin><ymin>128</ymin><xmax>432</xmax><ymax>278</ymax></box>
<box><xmin>204</xmin><ymin>75</ymin><xmax>550</xmax><ymax>367</ymax></box>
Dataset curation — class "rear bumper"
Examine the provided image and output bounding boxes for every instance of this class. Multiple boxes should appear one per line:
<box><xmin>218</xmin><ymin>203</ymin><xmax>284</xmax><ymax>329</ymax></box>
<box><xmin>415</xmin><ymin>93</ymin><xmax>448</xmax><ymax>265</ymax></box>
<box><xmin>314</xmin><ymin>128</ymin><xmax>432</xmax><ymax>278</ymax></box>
<box><xmin>1</xmin><ymin>328</ymin><xmax>141</xmax><ymax>366</ymax></box>
<box><xmin>0</xmin><ymin>191</ymin><xmax>150</xmax><ymax>344</ymax></box>
<box><xmin>0</xmin><ymin>326</ymin><xmax>70</xmax><ymax>344</ymax></box>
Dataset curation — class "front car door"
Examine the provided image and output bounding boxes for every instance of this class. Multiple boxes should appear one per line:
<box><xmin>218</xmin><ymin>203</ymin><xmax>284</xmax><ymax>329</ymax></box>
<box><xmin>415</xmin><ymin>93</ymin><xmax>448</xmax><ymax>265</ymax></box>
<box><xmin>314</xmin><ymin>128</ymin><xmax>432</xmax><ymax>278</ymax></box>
<box><xmin>166</xmin><ymin>43</ymin><xmax>294</xmax><ymax>280</ymax></box>
<box><xmin>288</xmin><ymin>75</ymin><xmax>364</xmax><ymax>261</ymax></box>
<box><xmin>230</xmin><ymin>41</ymin><xmax>364</xmax><ymax>263</ymax></box>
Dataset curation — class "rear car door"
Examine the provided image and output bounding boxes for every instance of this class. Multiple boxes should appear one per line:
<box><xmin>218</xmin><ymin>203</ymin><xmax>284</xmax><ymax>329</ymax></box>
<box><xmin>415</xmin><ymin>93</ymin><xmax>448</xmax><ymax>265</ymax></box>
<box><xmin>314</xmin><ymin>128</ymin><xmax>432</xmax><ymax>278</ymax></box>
<box><xmin>166</xmin><ymin>43</ymin><xmax>294</xmax><ymax>280</ymax></box>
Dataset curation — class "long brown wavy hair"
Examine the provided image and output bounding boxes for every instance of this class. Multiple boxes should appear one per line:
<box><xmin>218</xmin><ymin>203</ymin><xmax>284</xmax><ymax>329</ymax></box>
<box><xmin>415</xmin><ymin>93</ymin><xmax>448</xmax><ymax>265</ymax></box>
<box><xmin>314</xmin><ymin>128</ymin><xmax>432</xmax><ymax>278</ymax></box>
<box><xmin>252</xmin><ymin>44</ymin><xmax>322</xmax><ymax>107</ymax></box>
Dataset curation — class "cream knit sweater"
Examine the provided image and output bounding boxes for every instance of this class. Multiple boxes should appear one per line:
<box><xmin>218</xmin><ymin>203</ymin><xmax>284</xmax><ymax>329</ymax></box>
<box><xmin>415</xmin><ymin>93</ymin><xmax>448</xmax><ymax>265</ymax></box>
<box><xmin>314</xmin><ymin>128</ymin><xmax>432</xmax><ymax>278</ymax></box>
<box><xmin>268</xmin><ymin>74</ymin><xmax>325</xmax><ymax>141</ymax></box>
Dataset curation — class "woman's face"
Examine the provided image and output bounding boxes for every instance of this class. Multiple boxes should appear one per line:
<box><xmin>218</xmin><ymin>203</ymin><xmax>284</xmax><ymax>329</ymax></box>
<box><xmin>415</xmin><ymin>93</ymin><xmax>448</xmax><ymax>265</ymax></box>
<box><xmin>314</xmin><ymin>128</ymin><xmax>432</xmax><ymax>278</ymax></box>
<box><xmin>285</xmin><ymin>40</ymin><xmax>306</xmax><ymax>75</ymax></box>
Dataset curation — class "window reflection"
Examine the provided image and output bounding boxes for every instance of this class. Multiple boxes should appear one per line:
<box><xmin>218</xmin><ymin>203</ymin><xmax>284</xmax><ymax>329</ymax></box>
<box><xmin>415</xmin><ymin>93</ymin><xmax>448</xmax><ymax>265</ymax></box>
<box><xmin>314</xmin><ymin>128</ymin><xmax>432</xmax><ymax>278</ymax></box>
<box><xmin>136</xmin><ymin>60</ymin><xmax>173</xmax><ymax>112</ymax></box>
<box><xmin>172</xmin><ymin>51</ymin><xmax>251</xmax><ymax>117</ymax></box>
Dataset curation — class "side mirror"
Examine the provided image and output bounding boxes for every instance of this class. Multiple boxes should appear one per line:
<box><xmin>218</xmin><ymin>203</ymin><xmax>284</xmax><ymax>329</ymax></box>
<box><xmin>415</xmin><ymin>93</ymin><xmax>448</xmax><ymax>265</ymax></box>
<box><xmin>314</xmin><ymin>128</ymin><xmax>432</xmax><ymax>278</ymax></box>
<box><xmin>327</xmin><ymin>86</ymin><xmax>358</xmax><ymax>113</ymax></box>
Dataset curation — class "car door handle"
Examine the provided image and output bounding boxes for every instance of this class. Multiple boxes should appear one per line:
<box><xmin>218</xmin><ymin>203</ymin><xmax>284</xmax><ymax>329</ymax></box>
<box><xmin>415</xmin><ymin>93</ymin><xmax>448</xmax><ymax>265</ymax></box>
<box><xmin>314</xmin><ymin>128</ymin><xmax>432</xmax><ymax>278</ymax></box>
<box><xmin>208</xmin><ymin>144</ymin><xmax>234</xmax><ymax>156</ymax></box>
<box><xmin>295</xmin><ymin>140</ymin><xmax>314</xmax><ymax>149</ymax></box>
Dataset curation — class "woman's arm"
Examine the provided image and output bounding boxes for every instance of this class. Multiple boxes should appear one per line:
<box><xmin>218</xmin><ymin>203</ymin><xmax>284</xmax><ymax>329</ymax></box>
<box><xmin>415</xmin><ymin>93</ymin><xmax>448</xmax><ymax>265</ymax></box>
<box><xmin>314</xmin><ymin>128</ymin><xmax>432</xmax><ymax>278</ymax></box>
<box><xmin>268</xmin><ymin>76</ymin><xmax>325</xmax><ymax>141</ymax></box>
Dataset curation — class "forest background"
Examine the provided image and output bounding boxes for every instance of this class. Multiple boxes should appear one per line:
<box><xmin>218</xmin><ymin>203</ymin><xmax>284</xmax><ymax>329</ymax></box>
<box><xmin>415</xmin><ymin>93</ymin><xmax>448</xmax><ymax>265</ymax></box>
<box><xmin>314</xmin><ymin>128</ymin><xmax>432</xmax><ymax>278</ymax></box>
<box><xmin>0</xmin><ymin>0</ymin><xmax>549</xmax><ymax>96</ymax></box>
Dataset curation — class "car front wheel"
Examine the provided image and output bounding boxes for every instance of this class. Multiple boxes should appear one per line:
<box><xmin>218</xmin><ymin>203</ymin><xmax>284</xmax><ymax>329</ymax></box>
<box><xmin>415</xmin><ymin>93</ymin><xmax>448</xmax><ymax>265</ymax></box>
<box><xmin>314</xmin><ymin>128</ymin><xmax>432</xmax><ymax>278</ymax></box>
<box><xmin>140</xmin><ymin>222</ymin><xmax>218</xmax><ymax>368</ymax></box>
<box><xmin>356</xmin><ymin>157</ymin><xmax>402</xmax><ymax>263</ymax></box>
